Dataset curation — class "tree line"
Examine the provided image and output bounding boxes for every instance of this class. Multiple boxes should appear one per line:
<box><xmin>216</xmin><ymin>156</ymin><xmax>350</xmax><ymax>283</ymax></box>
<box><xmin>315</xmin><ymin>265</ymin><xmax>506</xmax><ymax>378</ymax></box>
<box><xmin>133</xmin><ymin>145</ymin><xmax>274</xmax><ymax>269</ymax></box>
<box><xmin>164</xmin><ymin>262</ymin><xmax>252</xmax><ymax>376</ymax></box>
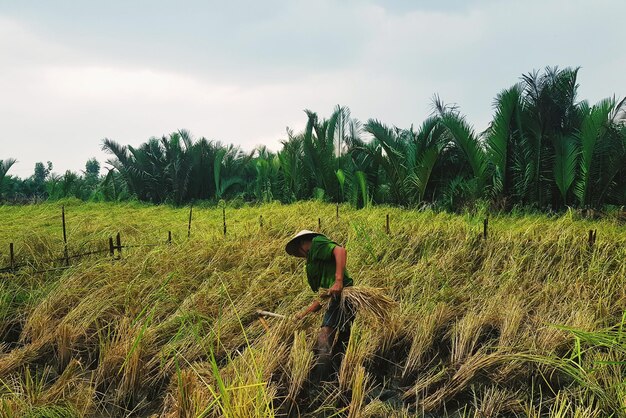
<box><xmin>0</xmin><ymin>159</ymin><xmax>103</xmax><ymax>202</ymax></box>
<box><xmin>2</xmin><ymin>67</ymin><xmax>625</xmax><ymax>211</ymax></box>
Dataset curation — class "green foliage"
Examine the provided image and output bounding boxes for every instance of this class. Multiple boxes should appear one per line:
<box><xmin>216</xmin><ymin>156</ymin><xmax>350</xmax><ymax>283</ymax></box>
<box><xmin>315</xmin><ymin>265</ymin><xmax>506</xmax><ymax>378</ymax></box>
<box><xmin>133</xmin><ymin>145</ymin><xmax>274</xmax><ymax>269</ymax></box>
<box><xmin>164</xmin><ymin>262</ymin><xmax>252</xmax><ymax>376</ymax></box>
<box><xmin>5</xmin><ymin>67</ymin><xmax>626</xmax><ymax>210</ymax></box>
<box><xmin>252</xmin><ymin>150</ymin><xmax>280</xmax><ymax>203</ymax></box>
<box><xmin>0</xmin><ymin>159</ymin><xmax>17</xmax><ymax>198</ymax></box>
<box><xmin>485</xmin><ymin>84</ymin><xmax>524</xmax><ymax>199</ymax></box>
<box><xmin>552</xmin><ymin>135</ymin><xmax>578</xmax><ymax>204</ymax></box>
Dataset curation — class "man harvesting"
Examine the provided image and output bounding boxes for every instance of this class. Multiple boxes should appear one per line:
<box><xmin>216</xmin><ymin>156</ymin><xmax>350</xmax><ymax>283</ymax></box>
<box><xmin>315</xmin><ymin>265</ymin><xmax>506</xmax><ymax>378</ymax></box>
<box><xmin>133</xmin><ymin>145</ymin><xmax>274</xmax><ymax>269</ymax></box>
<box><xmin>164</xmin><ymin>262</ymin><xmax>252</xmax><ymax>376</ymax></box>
<box><xmin>285</xmin><ymin>230</ymin><xmax>355</xmax><ymax>382</ymax></box>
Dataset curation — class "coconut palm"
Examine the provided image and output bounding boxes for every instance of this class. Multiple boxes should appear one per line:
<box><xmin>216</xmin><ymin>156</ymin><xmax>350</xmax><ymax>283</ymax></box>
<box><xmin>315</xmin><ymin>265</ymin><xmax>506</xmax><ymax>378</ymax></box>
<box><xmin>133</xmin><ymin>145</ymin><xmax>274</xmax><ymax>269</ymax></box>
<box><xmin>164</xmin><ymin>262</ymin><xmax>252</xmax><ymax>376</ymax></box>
<box><xmin>520</xmin><ymin>66</ymin><xmax>583</xmax><ymax>208</ymax></box>
<box><xmin>574</xmin><ymin>97</ymin><xmax>626</xmax><ymax>207</ymax></box>
<box><xmin>92</xmin><ymin>74</ymin><xmax>623</xmax><ymax>209</ymax></box>
<box><xmin>363</xmin><ymin>121</ymin><xmax>405</xmax><ymax>204</ymax></box>
<box><xmin>301</xmin><ymin>109</ymin><xmax>340</xmax><ymax>201</ymax></box>
<box><xmin>162</xmin><ymin>130</ymin><xmax>194</xmax><ymax>205</ymax></box>
<box><xmin>101</xmin><ymin>138</ymin><xmax>150</xmax><ymax>201</ymax></box>
<box><xmin>407</xmin><ymin>116</ymin><xmax>453</xmax><ymax>203</ymax></box>
<box><xmin>365</xmin><ymin>99</ymin><xmax>478</xmax><ymax>208</ymax></box>
<box><xmin>103</xmin><ymin>132</ymin><xmax>251</xmax><ymax>203</ymax></box>
<box><xmin>213</xmin><ymin>144</ymin><xmax>247</xmax><ymax>200</ymax></box>
<box><xmin>250</xmin><ymin>146</ymin><xmax>280</xmax><ymax>203</ymax></box>
<box><xmin>347</xmin><ymin>138</ymin><xmax>384</xmax><ymax>205</ymax></box>
<box><xmin>483</xmin><ymin>67</ymin><xmax>587</xmax><ymax>208</ymax></box>
<box><xmin>99</xmin><ymin>168</ymin><xmax>126</xmax><ymax>201</ymax></box>
<box><xmin>334</xmin><ymin>131</ymin><xmax>372</xmax><ymax>208</ymax></box>
<box><xmin>0</xmin><ymin>158</ymin><xmax>16</xmax><ymax>189</ymax></box>
<box><xmin>277</xmin><ymin>131</ymin><xmax>304</xmax><ymax>202</ymax></box>
<box><xmin>187</xmin><ymin>138</ymin><xmax>220</xmax><ymax>200</ymax></box>
<box><xmin>331</xmin><ymin>107</ymin><xmax>365</xmax><ymax>204</ymax></box>
<box><xmin>432</xmin><ymin>97</ymin><xmax>488</xmax><ymax>203</ymax></box>
<box><xmin>484</xmin><ymin>84</ymin><xmax>525</xmax><ymax>204</ymax></box>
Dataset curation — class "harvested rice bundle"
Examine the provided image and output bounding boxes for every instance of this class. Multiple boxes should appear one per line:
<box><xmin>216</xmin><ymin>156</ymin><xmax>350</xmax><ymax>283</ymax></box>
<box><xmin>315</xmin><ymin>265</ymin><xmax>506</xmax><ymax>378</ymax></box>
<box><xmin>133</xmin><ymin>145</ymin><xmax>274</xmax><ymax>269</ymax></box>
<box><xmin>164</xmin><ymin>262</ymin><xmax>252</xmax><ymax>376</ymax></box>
<box><xmin>319</xmin><ymin>286</ymin><xmax>397</xmax><ymax>322</ymax></box>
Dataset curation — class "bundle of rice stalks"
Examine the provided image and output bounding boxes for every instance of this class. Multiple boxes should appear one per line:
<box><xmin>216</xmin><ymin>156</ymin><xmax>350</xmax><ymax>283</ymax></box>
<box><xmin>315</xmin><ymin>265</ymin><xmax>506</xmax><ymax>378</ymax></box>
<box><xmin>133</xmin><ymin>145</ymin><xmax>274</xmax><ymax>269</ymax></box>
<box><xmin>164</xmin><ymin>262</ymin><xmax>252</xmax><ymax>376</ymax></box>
<box><xmin>319</xmin><ymin>286</ymin><xmax>397</xmax><ymax>323</ymax></box>
<box><xmin>0</xmin><ymin>336</ymin><xmax>52</xmax><ymax>376</ymax></box>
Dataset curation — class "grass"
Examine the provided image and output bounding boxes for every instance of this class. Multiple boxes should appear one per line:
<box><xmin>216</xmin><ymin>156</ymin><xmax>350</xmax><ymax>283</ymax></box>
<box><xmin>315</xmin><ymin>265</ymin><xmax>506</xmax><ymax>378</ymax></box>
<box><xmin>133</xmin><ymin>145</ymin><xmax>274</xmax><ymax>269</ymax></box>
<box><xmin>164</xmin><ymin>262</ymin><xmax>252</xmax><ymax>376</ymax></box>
<box><xmin>0</xmin><ymin>200</ymin><xmax>625</xmax><ymax>416</ymax></box>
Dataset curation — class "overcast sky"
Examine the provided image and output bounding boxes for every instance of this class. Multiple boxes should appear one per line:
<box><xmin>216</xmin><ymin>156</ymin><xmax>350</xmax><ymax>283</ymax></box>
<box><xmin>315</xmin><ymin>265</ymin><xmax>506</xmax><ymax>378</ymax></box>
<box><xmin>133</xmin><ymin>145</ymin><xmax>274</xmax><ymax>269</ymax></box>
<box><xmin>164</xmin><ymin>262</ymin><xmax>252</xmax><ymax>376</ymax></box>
<box><xmin>1</xmin><ymin>0</ymin><xmax>624</xmax><ymax>178</ymax></box>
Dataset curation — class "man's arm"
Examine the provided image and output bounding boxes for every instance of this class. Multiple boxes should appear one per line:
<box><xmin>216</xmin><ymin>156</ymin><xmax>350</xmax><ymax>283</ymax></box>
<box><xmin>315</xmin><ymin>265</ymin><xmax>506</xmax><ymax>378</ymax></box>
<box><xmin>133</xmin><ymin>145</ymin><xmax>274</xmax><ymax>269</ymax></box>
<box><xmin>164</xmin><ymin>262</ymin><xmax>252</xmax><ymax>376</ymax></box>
<box><xmin>295</xmin><ymin>299</ymin><xmax>322</xmax><ymax>320</ymax></box>
<box><xmin>328</xmin><ymin>246</ymin><xmax>346</xmax><ymax>297</ymax></box>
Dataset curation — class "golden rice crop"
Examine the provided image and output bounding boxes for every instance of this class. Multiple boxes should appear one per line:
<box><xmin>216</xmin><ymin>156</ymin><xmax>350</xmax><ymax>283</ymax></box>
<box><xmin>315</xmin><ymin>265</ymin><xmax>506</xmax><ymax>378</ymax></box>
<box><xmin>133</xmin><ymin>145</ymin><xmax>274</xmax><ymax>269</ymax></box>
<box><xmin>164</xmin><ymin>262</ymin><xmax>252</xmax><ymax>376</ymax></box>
<box><xmin>0</xmin><ymin>200</ymin><xmax>625</xmax><ymax>417</ymax></box>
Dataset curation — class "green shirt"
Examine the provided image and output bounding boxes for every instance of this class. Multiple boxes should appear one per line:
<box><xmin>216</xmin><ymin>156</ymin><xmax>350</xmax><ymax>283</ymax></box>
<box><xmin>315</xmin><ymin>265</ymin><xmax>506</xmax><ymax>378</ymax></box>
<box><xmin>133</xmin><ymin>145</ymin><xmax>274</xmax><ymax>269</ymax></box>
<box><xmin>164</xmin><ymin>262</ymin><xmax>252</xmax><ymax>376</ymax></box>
<box><xmin>305</xmin><ymin>235</ymin><xmax>353</xmax><ymax>292</ymax></box>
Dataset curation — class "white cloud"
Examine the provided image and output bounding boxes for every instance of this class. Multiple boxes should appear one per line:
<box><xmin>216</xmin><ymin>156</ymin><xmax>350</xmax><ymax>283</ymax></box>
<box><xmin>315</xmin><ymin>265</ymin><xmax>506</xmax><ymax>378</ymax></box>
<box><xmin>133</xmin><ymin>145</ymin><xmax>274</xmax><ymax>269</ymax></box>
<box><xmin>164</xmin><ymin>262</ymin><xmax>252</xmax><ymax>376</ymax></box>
<box><xmin>42</xmin><ymin>66</ymin><xmax>238</xmax><ymax>102</ymax></box>
<box><xmin>1</xmin><ymin>1</ymin><xmax>625</xmax><ymax>178</ymax></box>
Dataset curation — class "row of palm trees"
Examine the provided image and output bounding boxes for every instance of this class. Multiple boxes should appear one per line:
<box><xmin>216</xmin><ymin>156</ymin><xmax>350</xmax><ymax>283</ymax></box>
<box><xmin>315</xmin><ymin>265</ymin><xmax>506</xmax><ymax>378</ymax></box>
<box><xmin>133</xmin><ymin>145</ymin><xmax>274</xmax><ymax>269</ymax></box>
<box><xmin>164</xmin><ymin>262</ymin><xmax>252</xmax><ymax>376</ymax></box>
<box><xmin>0</xmin><ymin>159</ymin><xmax>104</xmax><ymax>202</ymax></box>
<box><xmin>95</xmin><ymin>67</ymin><xmax>626</xmax><ymax>209</ymax></box>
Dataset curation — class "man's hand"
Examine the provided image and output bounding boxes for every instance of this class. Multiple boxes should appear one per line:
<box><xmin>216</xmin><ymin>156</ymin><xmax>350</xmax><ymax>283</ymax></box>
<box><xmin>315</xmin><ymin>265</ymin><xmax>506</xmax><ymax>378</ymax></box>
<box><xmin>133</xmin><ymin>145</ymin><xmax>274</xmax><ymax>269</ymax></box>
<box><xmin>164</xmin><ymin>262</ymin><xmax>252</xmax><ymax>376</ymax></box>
<box><xmin>328</xmin><ymin>280</ymin><xmax>343</xmax><ymax>298</ymax></box>
<box><xmin>294</xmin><ymin>311</ymin><xmax>306</xmax><ymax>321</ymax></box>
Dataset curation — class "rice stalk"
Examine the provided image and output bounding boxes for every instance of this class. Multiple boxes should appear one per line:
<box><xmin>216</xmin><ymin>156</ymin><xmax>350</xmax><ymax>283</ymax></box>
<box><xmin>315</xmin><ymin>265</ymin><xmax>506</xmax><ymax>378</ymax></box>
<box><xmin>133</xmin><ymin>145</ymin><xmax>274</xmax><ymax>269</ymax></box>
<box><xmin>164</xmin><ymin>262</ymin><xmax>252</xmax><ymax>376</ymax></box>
<box><xmin>403</xmin><ymin>303</ymin><xmax>453</xmax><ymax>377</ymax></box>
<box><xmin>338</xmin><ymin>324</ymin><xmax>378</xmax><ymax>392</ymax></box>
<box><xmin>472</xmin><ymin>385</ymin><xmax>521</xmax><ymax>417</ymax></box>
<box><xmin>287</xmin><ymin>330</ymin><xmax>313</xmax><ymax>400</ymax></box>
<box><xmin>347</xmin><ymin>365</ymin><xmax>369</xmax><ymax>418</ymax></box>
<box><xmin>421</xmin><ymin>351</ymin><xmax>507</xmax><ymax>411</ymax></box>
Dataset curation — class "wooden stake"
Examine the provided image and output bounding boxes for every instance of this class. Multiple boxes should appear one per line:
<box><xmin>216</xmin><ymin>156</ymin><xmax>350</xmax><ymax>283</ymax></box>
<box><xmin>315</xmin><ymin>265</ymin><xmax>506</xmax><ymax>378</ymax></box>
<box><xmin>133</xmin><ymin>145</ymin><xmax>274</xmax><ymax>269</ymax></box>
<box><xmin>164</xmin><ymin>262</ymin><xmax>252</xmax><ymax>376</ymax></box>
<box><xmin>116</xmin><ymin>232</ymin><xmax>122</xmax><ymax>258</ymax></box>
<box><xmin>318</xmin><ymin>217</ymin><xmax>321</xmax><ymax>231</ymax></box>
<box><xmin>109</xmin><ymin>237</ymin><xmax>114</xmax><ymax>256</ymax></box>
<box><xmin>168</xmin><ymin>231</ymin><xmax>172</xmax><ymax>244</ymax></box>
<box><xmin>259</xmin><ymin>215</ymin><xmax>263</xmax><ymax>228</ymax></box>
<box><xmin>223</xmin><ymin>206</ymin><xmax>227</xmax><ymax>236</ymax></box>
<box><xmin>386</xmin><ymin>213</ymin><xmax>390</xmax><ymax>234</ymax></box>
<box><xmin>483</xmin><ymin>218</ymin><xmax>489</xmax><ymax>240</ymax></box>
<box><xmin>9</xmin><ymin>243</ymin><xmax>14</xmax><ymax>269</ymax></box>
<box><xmin>588</xmin><ymin>229</ymin><xmax>597</xmax><ymax>248</ymax></box>
<box><xmin>336</xmin><ymin>203</ymin><xmax>339</xmax><ymax>220</ymax></box>
<box><xmin>187</xmin><ymin>205</ymin><xmax>193</xmax><ymax>239</ymax></box>
<box><xmin>62</xmin><ymin>206</ymin><xmax>69</xmax><ymax>266</ymax></box>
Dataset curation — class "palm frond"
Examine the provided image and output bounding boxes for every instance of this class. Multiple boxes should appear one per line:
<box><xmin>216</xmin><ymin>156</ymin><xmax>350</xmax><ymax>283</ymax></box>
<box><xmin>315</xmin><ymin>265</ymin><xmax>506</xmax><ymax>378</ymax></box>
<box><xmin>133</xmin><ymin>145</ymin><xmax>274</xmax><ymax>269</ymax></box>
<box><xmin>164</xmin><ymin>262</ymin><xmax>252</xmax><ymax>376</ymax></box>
<box><xmin>552</xmin><ymin>135</ymin><xmax>578</xmax><ymax>203</ymax></box>
<box><xmin>485</xmin><ymin>85</ymin><xmax>523</xmax><ymax>196</ymax></box>
<box><xmin>0</xmin><ymin>158</ymin><xmax>17</xmax><ymax>185</ymax></box>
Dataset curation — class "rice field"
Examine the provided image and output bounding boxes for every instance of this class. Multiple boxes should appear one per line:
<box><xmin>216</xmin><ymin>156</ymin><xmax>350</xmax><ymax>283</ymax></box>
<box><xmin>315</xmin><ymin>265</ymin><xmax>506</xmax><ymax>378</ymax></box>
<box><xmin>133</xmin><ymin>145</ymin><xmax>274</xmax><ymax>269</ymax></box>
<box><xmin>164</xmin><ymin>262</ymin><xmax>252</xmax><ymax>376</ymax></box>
<box><xmin>1</xmin><ymin>200</ymin><xmax>625</xmax><ymax>417</ymax></box>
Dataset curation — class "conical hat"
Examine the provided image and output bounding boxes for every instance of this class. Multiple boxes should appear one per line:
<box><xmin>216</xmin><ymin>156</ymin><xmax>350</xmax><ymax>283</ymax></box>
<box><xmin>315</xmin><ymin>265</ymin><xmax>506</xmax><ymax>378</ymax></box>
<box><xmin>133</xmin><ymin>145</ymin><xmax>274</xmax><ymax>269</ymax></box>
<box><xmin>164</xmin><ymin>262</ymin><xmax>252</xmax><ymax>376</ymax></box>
<box><xmin>285</xmin><ymin>229</ymin><xmax>324</xmax><ymax>256</ymax></box>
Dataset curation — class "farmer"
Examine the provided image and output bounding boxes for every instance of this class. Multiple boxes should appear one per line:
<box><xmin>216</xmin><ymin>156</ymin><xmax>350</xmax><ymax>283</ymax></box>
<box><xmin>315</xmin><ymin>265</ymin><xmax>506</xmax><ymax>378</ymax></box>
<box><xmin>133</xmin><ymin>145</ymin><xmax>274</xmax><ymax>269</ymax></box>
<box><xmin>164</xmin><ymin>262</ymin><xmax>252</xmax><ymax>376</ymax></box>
<box><xmin>285</xmin><ymin>230</ymin><xmax>355</xmax><ymax>382</ymax></box>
